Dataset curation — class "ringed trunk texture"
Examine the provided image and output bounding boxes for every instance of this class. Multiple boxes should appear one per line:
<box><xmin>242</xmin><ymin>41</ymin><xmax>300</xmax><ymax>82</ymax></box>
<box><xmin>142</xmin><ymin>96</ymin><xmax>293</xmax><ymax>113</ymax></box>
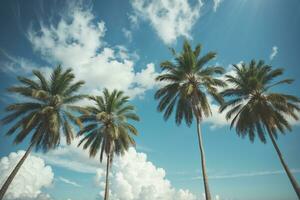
<box><xmin>267</xmin><ymin>130</ymin><xmax>300</xmax><ymax>199</ymax></box>
<box><xmin>104</xmin><ymin>154</ymin><xmax>110</xmax><ymax>200</ymax></box>
<box><xmin>0</xmin><ymin>143</ymin><xmax>34</xmax><ymax>200</ymax></box>
<box><xmin>196</xmin><ymin>119</ymin><xmax>212</xmax><ymax>200</ymax></box>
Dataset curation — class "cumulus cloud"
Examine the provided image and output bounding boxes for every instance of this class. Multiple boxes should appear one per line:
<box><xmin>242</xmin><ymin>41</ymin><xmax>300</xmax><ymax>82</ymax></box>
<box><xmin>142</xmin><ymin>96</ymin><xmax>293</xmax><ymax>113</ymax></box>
<box><xmin>37</xmin><ymin>138</ymin><xmax>197</xmax><ymax>200</ymax></box>
<box><xmin>269</xmin><ymin>46</ymin><xmax>278</xmax><ymax>60</ymax></box>
<box><xmin>95</xmin><ymin>148</ymin><xmax>196</xmax><ymax>200</ymax></box>
<box><xmin>0</xmin><ymin>151</ymin><xmax>54</xmax><ymax>200</ymax></box>
<box><xmin>130</xmin><ymin>0</ymin><xmax>203</xmax><ymax>44</ymax></box>
<box><xmin>213</xmin><ymin>0</ymin><xmax>223</xmax><ymax>12</ymax></box>
<box><xmin>24</xmin><ymin>3</ymin><xmax>160</xmax><ymax>99</ymax></box>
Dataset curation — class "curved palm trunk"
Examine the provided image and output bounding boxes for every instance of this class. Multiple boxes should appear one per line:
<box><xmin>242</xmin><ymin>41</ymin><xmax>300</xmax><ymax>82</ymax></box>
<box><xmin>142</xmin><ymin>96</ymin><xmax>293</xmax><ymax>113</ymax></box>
<box><xmin>0</xmin><ymin>143</ymin><xmax>34</xmax><ymax>200</ymax></box>
<box><xmin>104</xmin><ymin>154</ymin><xmax>110</xmax><ymax>200</ymax></box>
<box><xmin>267</xmin><ymin>130</ymin><xmax>300</xmax><ymax>199</ymax></box>
<box><xmin>196</xmin><ymin>119</ymin><xmax>212</xmax><ymax>200</ymax></box>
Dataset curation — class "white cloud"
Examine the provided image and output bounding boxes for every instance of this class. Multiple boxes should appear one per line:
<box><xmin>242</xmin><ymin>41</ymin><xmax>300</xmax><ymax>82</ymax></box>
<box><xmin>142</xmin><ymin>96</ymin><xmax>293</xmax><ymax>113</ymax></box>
<box><xmin>127</xmin><ymin>63</ymin><xmax>162</xmax><ymax>98</ymax></box>
<box><xmin>58</xmin><ymin>177</ymin><xmax>82</xmax><ymax>188</ymax></box>
<box><xmin>130</xmin><ymin>0</ymin><xmax>203</xmax><ymax>44</ymax></box>
<box><xmin>122</xmin><ymin>28</ymin><xmax>133</xmax><ymax>42</ymax></box>
<box><xmin>0</xmin><ymin>49</ymin><xmax>52</xmax><ymax>75</ymax></box>
<box><xmin>95</xmin><ymin>148</ymin><xmax>197</xmax><ymax>200</ymax></box>
<box><xmin>36</xmin><ymin>139</ymin><xmax>100</xmax><ymax>174</ymax></box>
<box><xmin>269</xmin><ymin>46</ymin><xmax>278</xmax><ymax>60</ymax></box>
<box><xmin>0</xmin><ymin>151</ymin><xmax>54</xmax><ymax>200</ymax></box>
<box><xmin>128</xmin><ymin>14</ymin><xmax>139</xmax><ymax>28</ymax></box>
<box><xmin>37</xmin><ymin>138</ymin><xmax>197</xmax><ymax>200</ymax></box>
<box><xmin>25</xmin><ymin>3</ymin><xmax>160</xmax><ymax>99</ymax></box>
<box><xmin>203</xmin><ymin>98</ymin><xmax>228</xmax><ymax>129</ymax></box>
<box><xmin>213</xmin><ymin>0</ymin><xmax>223</xmax><ymax>12</ymax></box>
<box><xmin>28</xmin><ymin>6</ymin><xmax>106</xmax><ymax>67</ymax></box>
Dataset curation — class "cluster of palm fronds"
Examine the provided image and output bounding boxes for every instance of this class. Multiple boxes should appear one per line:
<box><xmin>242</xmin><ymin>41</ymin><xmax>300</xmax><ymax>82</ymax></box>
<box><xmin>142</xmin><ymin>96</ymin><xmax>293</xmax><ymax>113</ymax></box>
<box><xmin>0</xmin><ymin>66</ymin><xmax>139</xmax><ymax>200</ymax></box>
<box><xmin>1</xmin><ymin>41</ymin><xmax>299</xmax><ymax>200</ymax></box>
<box><xmin>155</xmin><ymin>41</ymin><xmax>300</xmax><ymax>200</ymax></box>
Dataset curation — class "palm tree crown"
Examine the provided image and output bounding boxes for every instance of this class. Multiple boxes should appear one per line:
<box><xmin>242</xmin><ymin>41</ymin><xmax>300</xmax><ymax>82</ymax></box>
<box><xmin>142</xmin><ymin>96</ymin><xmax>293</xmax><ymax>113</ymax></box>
<box><xmin>220</xmin><ymin>60</ymin><xmax>300</xmax><ymax>142</ymax></box>
<box><xmin>155</xmin><ymin>40</ymin><xmax>226</xmax><ymax>124</ymax></box>
<box><xmin>77</xmin><ymin>89</ymin><xmax>140</xmax><ymax>162</ymax></box>
<box><xmin>1</xmin><ymin>65</ymin><xmax>85</xmax><ymax>151</ymax></box>
<box><xmin>77</xmin><ymin>89</ymin><xmax>140</xmax><ymax>200</ymax></box>
<box><xmin>155</xmin><ymin>40</ymin><xmax>226</xmax><ymax>200</ymax></box>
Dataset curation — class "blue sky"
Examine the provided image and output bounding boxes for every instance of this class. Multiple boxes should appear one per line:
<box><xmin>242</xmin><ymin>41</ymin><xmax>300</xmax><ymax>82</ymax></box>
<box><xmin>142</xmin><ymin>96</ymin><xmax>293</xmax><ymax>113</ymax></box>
<box><xmin>0</xmin><ymin>0</ymin><xmax>300</xmax><ymax>200</ymax></box>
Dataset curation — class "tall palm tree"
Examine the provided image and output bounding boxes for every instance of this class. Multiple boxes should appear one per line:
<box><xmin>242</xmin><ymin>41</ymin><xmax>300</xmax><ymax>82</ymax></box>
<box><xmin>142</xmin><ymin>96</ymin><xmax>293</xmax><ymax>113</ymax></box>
<box><xmin>220</xmin><ymin>60</ymin><xmax>300</xmax><ymax>198</ymax></box>
<box><xmin>0</xmin><ymin>65</ymin><xmax>85</xmax><ymax>200</ymax></box>
<box><xmin>77</xmin><ymin>89</ymin><xmax>139</xmax><ymax>200</ymax></box>
<box><xmin>155</xmin><ymin>40</ymin><xmax>226</xmax><ymax>200</ymax></box>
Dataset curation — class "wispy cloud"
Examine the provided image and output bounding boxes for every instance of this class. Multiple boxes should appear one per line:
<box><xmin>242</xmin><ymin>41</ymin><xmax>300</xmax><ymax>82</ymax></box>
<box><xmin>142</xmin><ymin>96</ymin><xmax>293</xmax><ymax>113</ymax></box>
<box><xmin>0</xmin><ymin>49</ymin><xmax>38</xmax><ymax>74</ymax></box>
<box><xmin>58</xmin><ymin>177</ymin><xmax>82</xmax><ymax>188</ymax></box>
<box><xmin>36</xmin><ymin>138</ymin><xmax>100</xmax><ymax>174</ymax></box>
<box><xmin>122</xmin><ymin>28</ymin><xmax>132</xmax><ymax>42</ymax></box>
<box><xmin>213</xmin><ymin>0</ymin><xmax>223</xmax><ymax>12</ymax></box>
<box><xmin>270</xmin><ymin>46</ymin><xmax>278</xmax><ymax>60</ymax></box>
<box><xmin>192</xmin><ymin>168</ymin><xmax>300</xmax><ymax>180</ymax></box>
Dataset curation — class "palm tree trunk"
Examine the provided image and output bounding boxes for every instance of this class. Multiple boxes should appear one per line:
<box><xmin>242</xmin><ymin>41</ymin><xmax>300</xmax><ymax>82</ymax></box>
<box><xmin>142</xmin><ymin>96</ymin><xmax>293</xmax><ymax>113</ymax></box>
<box><xmin>196</xmin><ymin>118</ymin><xmax>212</xmax><ymax>200</ymax></box>
<box><xmin>0</xmin><ymin>143</ymin><xmax>34</xmax><ymax>200</ymax></box>
<box><xmin>104</xmin><ymin>154</ymin><xmax>110</xmax><ymax>200</ymax></box>
<box><xmin>267</xmin><ymin>129</ymin><xmax>300</xmax><ymax>199</ymax></box>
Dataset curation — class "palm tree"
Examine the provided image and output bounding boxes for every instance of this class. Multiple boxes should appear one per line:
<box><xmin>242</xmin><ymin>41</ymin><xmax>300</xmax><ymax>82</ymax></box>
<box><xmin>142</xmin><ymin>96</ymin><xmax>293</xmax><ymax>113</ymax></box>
<box><xmin>155</xmin><ymin>40</ymin><xmax>226</xmax><ymax>200</ymax></box>
<box><xmin>0</xmin><ymin>65</ymin><xmax>85</xmax><ymax>200</ymax></box>
<box><xmin>77</xmin><ymin>89</ymin><xmax>139</xmax><ymax>200</ymax></box>
<box><xmin>220</xmin><ymin>60</ymin><xmax>300</xmax><ymax>198</ymax></box>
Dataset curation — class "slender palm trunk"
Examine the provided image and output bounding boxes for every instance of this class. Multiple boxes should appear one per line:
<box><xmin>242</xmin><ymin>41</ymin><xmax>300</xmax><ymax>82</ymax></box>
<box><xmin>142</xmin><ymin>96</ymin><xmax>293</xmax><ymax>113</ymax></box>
<box><xmin>0</xmin><ymin>143</ymin><xmax>34</xmax><ymax>200</ymax></box>
<box><xmin>267</xmin><ymin>130</ymin><xmax>300</xmax><ymax>199</ymax></box>
<box><xmin>196</xmin><ymin>118</ymin><xmax>212</xmax><ymax>200</ymax></box>
<box><xmin>104</xmin><ymin>154</ymin><xmax>110</xmax><ymax>200</ymax></box>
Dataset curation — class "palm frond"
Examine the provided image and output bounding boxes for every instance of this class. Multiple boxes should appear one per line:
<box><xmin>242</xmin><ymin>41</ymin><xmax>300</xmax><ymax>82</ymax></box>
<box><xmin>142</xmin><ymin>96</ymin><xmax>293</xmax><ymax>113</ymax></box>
<box><xmin>221</xmin><ymin>59</ymin><xmax>300</xmax><ymax>143</ymax></box>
